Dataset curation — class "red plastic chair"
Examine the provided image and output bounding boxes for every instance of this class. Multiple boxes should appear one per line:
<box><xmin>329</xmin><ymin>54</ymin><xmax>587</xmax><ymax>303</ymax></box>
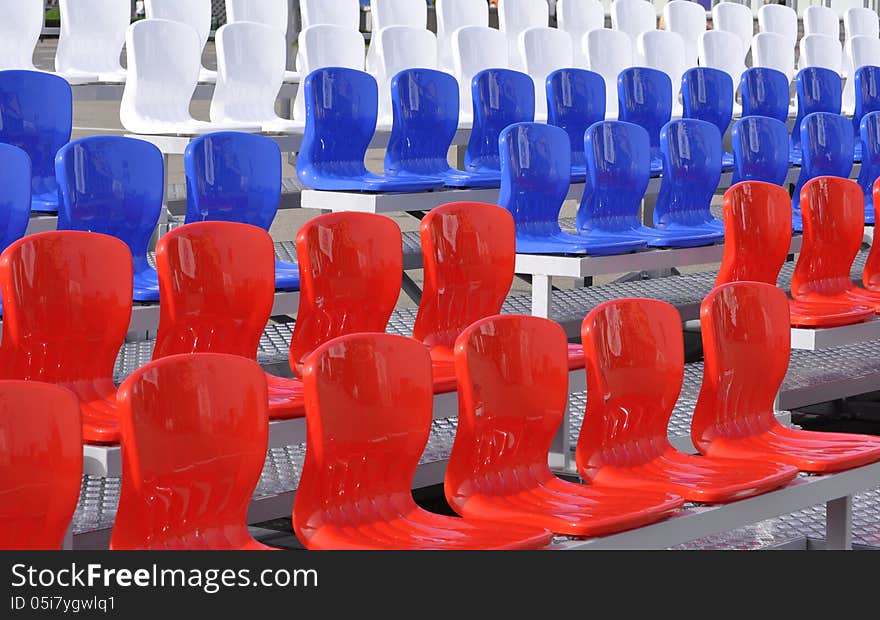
<box><xmin>862</xmin><ymin>177</ymin><xmax>880</xmax><ymax>291</ymax></box>
<box><xmin>0</xmin><ymin>381</ymin><xmax>82</xmax><ymax>550</ymax></box>
<box><xmin>576</xmin><ymin>298</ymin><xmax>798</xmax><ymax>503</ymax></box>
<box><xmin>446</xmin><ymin>314</ymin><xmax>684</xmax><ymax>536</ymax></box>
<box><xmin>792</xmin><ymin>176</ymin><xmax>880</xmax><ymax>310</ymax></box>
<box><xmin>153</xmin><ymin>221</ymin><xmax>303</xmax><ymax>419</ymax></box>
<box><xmin>294</xmin><ymin>332</ymin><xmax>553</xmax><ymax>550</ymax></box>
<box><xmin>413</xmin><ymin>202</ymin><xmax>584</xmax><ymax>393</ymax></box>
<box><xmin>717</xmin><ymin>181</ymin><xmax>873</xmax><ymax>327</ymax></box>
<box><xmin>694</xmin><ymin>281</ymin><xmax>880</xmax><ymax>472</ymax></box>
<box><xmin>0</xmin><ymin>231</ymin><xmax>132</xmax><ymax>444</ymax></box>
<box><xmin>111</xmin><ymin>353</ymin><xmax>273</xmax><ymax>550</ymax></box>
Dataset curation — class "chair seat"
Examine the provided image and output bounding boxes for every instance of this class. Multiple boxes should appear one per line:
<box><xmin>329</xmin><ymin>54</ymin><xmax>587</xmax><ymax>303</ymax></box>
<box><xmin>198</xmin><ymin>68</ymin><xmax>218</xmax><ymax>83</ymax></box>
<box><xmin>437</xmin><ymin>168</ymin><xmax>501</xmax><ymax>189</ymax></box>
<box><xmin>516</xmin><ymin>231</ymin><xmax>647</xmax><ymax>256</ymax></box>
<box><xmin>52</xmin><ymin>69</ymin><xmax>99</xmax><ymax>85</ymax></box>
<box><xmin>283</xmin><ymin>70</ymin><xmax>300</xmax><ymax>83</ymax></box>
<box><xmin>788</xmin><ymin>298</ymin><xmax>874</xmax><ymax>328</ymax></box>
<box><xmin>274</xmin><ymin>259</ymin><xmax>300</xmax><ymax>290</ymax></box>
<box><xmin>700</xmin><ymin>423</ymin><xmax>880</xmax><ymax>473</ymax></box>
<box><xmin>97</xmin><ymin>70</ymin><xmax>127</xmax><ymax>83</ymax></box>
<box><xmin>796</xmin><ymin>287</ymin><xmax>880</xmax><ymax>312</ymax></box>
<box><xmin>303</xmin><ymin>171</ymin><xmax>445</xmax><ymax>193</ymax></box>
<box><xmin>261</xmin><ymin>117</ymin><xmax>304</xmax><ymax>134</ymax></box>
<box><xmin>570</xmin><ymin>166</ymin><xmax>587</xmax><ymax>183</ymax></box>
<box><xmin>126</xmin><ymin>119</ymin><xmax>261</xmax><ymax>136</ymax></box>
<box><xmin>32</xmin><ymin>191</ymin><xmax>60</xmax><ymax>214</ymax></box>
<box><xmin>650</xmin><ymin>157</ymin><xmax>663</xmax><ymax>175</ymax></box>
<box><xmin>566</xmin><ymin>343</ymin><xmax>585</xmax><ymax>370</ymax></box>
<box><xmin>722</xmin><ymin>152</ymin><xmax>735</xmax><ymax>170</ymax></box>
<box><xmin>264</xmin><ymin>374</ymin><xmax>306</xmax><ymax>420</ymax></box>
<box><xmin>587</xmin><ymin>446</ymin><xmax>798</xmax><ymax>503</ymax></box>
<box><xmin>644</xmin><ymin>223</ymin><xmax>724</xmax><ymax>248</ymax></box>
<box><xmin>74</xmin><ymin>381</ymin><xmax>122</xmax><ymax>444</ymax></box>
<box><xmin>133</xmin><ymin>267</ymin><xmax>160</xmax><ymax>302</ymax></box>
<box><xmin>450</xmin><ymin>474</ymin><xmax>683</xmax><ymax>537</ymax></box>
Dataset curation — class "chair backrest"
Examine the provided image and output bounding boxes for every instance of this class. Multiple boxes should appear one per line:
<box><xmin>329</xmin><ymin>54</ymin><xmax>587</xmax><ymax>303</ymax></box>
<box><xmin>290</xmin><ymin>212</ymin><xmax>402</xmax><ymax>375</ymax></box>
<box><xmin>294</xmin><ymin>333</ymin><xmax>433</xmax><ymax>544</ymax></box>
<box><xmin>153</xmin><ymin>222</ymin><xmax>274</xmax><ymax>360</ymax></box>
<box><xmin>858</xmin><ymin>110</ymin><xmax>880</xmax><ymax>210</ymax></box>
<box><xmin>211</xmin><ymin>22</ymin><xmax>287</xmax><ymax>125</ymax></box>
<box><xmin>373</xmin><ymin>25</ymin><xmax>438</xmax><ymax>125</ymax></box>
<box><xmin>693</xmin><ymin>281</ymin><xmax>791</xmax><ymax>452</ymax></box>
<box><xmin>0</xmin><ymin>70</ymin><xmax>72</xmax><ymax>203</ymax></box>
<box><xmin>112</xmin><ymin>353</ymin><xmax>269</xmax><ymax>550</ymax></box>
<box><xmin>556</xmin><ymin>0</ymin><xmax>604</xmax><ymax>66</ymax></box>
<box><xmin>663</xmin><ymin>0</ymin><xmax>706</xmax><ymax>66</ymax></box>
<box><xmin>804</xmin><ymin>5</ymin><xmax>840</xmax><ymax>39</ymax></box>
<box><xmin>698</xmin><ymin>30</ymin><xmax>747</xmax><ymax>91</ymax></box>
<box><xmin>412</xmin><ymin>203</ymin><xmax>515</xmax><ymax>351</ymax></box>
<box><xmin>497</xmin><ymin>0</ymin><xmax>549</xmax><ymax>71</ymax></box>
<box><xmin>297</xmin><ymin>68</ymin><xmax>376</xmax><ymax>186</ymax></box>
<box><xmin>682</xmin><ymin>67</ymin><xmax>734</xmax><ymax>140</ymax></box>
<box><xmin>638</xmin><ymin>30</ymin><xmax>687</xmax><ymax>106</ymax></box>
<box><xmin>792</xmin><ymin>67</ymin><xmax>843</xmax><ymax>153</ymax></box>
<box><xmin>56</xmin><ymin>0</ymin><xmax>129</xmax><ymax>76</ymax></box>
<box><xmin>452</xmin><ymin>26</ymin><xmax>509</xmax><ymax>122</ymax></box>
<box><xmin>0</xmin><ymin>0</ymin><xmax>41</xmax><ymax>69</ymax></box>
<box><xmin>712</xmin><ymin>1</ymin><xmax>754</xmax><ymax>57</ymax></box>
<box><xmin>844</xmin><ymin>7</ymin><xmax>879</xmax><ymax>41</ymax></box>
<box><xmin>145</xmin><ymin>0</ymin><xmax>211</xmax><ymax>51</ymax></box>
<box><xmin>0</xmin><ymin>381</ymin><xmax>82</xmax><ymax>550</ymax></box>
<box><xmin>547</xmin><ymin>68</ymin><xmax>606</xmax><ymax>169</ymax></box>
<box><xmin>849</xmin><ymin>34</ymin><xmax>880</xmax><ymax>71</ymax></box>
<box><xmin>293</xmin><ymin>25</ymin><xmax>365</xmax><ymax>123</ymax></box>
<box><xmin>618</xmin><ymin>67</ymin><xmax>672</xmax><ymax>154</ymax></box>
<box><xmin>435</xmin><ymin>0</ymin><xmax>489</xmax><ymax>72</ymax></box>
<box><xmin>579</xmin><ymin>120</ymin><xmax>651</xmax><ymax>232</ymax></box>
<box><xmin>791</xmin><ymin>176</ymin><xmax>864</xmax><ymax>298</ymax></box>
<box><xmin>752</xmin><ymin>31</ymin><xmax>795</xmax><ymax>83</ymax></box>
<box><xmin>55</xmin><ymin>136</ymin><xmax>163</xmax><ymax>275</ymax></box>
<box><xmin>465</xmin><ymin>69</ymin><xmax>535</xmax><ymax>172</ymax></box>
<box><xmin>611</xmin><ymin>0</ymin><xmax>656</xmax><ymax>51</ymax></box>
<box><xmin>799</xmin><ymin>112</ymin><xmax>854</xmax><ymax>199</ymax></box>
<box><xmin>799</xmin><ymin>33</ymin><xmax>843</xmax><ymax>74</ymax></box>
<box><xmin>301</xmin><ymin>0</ymin><xmax>360</xmax><ymax>30</ymax></box>
<box><xmin>385</xmin><ymin>68</ymin><xmax>459</xmax><ymax>176</ymax></box>
<box><xmin>446</xmin><ymin>314</ymin><xmax>569</xmax><ymax>504</ymax></box>
<box><xmin>371</xmin><ymin>0</ymin><xmax>427</xmax><ymax>31</ymax></box>
<box><xmin>585</xmin><ymin>28</ymin><xmax>633</xmax><ymax>118</ymax></box>
<box><xmin>740</xmin><ymin>66</ymin><xmax>790</xmax><ymax>122</ymax></box>
<box><xmin>0</xmin><ymin>231</ymin><xmax>132</xmax><ymax>384</ymax></box>
<box><xmin>226</xmin><ymin>0</ymin><xmax>288</xmax><ymax>32</ymax></box>
<box><xmin>577</xmin><ymin>298</ymin><xmax>684</xmax><ymax>476</ymax></box>
<box><xmin>715</xmin><ymin>180</ymin><xmax>792</xmax><ymax>286</ymax></box>
<box><xmin>498</xmin><ymin>122</ymin><xmax>571</xmax><ymax>239</ymax></box>
<box><xmin>120</xmin><ymin>19</ymin><xmax>202</xmax><ymax>131</ymax></box>
<box><xmin>758</xmin><ymin>3</ymin><xmax>798</xmax><ymax>48</ymax></box>
<box><xmin>184</xmin><ymin>132</ymin><xmax>281</xmax><ymax>229</ymax></box>
<box><xmin>520</xmin><ymin>27</ymin><xmax>574</xmax><ymax>119</ymax></box>
<box><xmin>731</xmin><ymin>115</ymin><xmax>790</xmax><ymax>186</ymax></box>
<box><xmin>0</xmin><ymin>145</ymin><xmax>30</xmax><ymax>254</ymax></box>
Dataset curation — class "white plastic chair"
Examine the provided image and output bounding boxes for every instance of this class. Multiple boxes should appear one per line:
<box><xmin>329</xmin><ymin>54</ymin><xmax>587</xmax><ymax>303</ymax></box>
<box><xmin>799</xmin><ymin>33</ymin><xmax>842</xmax><ymax>74</ymax></box>
<box><xmin>638</xmin><ymin>30</ymin><xmax>686</xmax><ymax>116</ymax></box>
<box><xmin>712</xmin><ymin>2</ymin><xmax>754</xmax><ymax>57</ymax></box>
<box><xmin>211</xmin><ymin>22</ymin><xmax>297</xmax><ymax>133</ymax></box>
<box><xmin>611</xmin><ymin>0</ymin><xmax>656</xmax><ymax>60</ymax></box>
<box><xmin>584</xmin><ymin>28</ymin><xmax>633</xmax><ymax>119</ymax></box>
<box><xmin>0</xmin><ymin>0</ymin><xmax>43</xmax><ymax>71</ymax></box>
<box><xmin>803</xmin><ymin>5</ymin><xmax>840</xmax><ymax>39</ymax></box>
<box><xmin>556</xmin><ymin>0</ymin><xmax>604</xmax><ymax>67</ymax></box>
<box><xmin>663</xmin><ymin>0</ymin><xmax>706</xmax><ymax>68</ymax></box>
<box><xmin>300</xmin><ymin>0</ymin><xmax>360</xmax><ymax>30</ymax></box>
<box><xmin>452</xmin><ymin>26</ymin><xmax>509</xmax><ymax>125</ymax></box>
<box><xmin>752</xmin><ymin>31</ymin><xmax>795</xmax><ymax>84</ymax></box>
<box><xmin>520</xmin><ymin>27</ymin><xmax>574</xmax><ymax>121</ymax></box>
<box><xmin>293</xmin><ymin>25</ymin><xmax>365</xmax><ymax>124</ymax></box>
<box><xmin>698</xmin><ymin>30</ymin><xmax>746</xmax><ymax>89</ymax></box>
<box><xmin>849</xmin><ymin>34</ymin><xmax>880</xmax><ymax>70</ymax></box>
<box><xmin>145</xmin><ymin>0</ymin><xmax>217</xmax><ymax>83</ymax></box>
<box><xmin>372</xmin><ymin>25</ymin><xmax>438</xmax><ymax>129</ymax></box>
<box><xmin>498</xmin><ymin>0</ymin><xmax>549</xmax><ymax>71</ymax></box>
<box><xmin>371</xmin><ymin>0</ymin><xmax>427</xmax><ymax>31</ymax></box>
<box><xmin>435</xmin><ymin>0</ymin><xmax>489</xmax><ymax>73</ymax></box>
<box><xmin>844</xmin><ymin>7</ymin><xmax>879</xmax><ymax>41</ymax></box>
<box><xmin>758</xmin><ymin>4</ymin><xmax>797</xmax><ymax>49</ymax></box>
<box><xmin>55</xmin><ymin>0</ymin><xmax>127</xmax><ymax>83</ymax></box>
<box><xmin>121</xmin><ymin>19</ymin><xmax>260</xmax><ymax>135</ymax></box>
<box><xmin>224</xmin><ymin>0</ymin><xmax>298</xmax><ymax>80</ymax></box>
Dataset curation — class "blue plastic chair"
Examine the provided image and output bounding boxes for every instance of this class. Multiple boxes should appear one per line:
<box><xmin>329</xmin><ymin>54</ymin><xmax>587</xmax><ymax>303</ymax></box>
<box><xmin>792</xmin><ymin>112</ymin><xmax>854</xmax><ymax>231</ymax></box>
<box><xmin>790</xmin><ymin>67</ymin><xmax>842</xmax><ymax>165</ymax></box>
<box><xmin>857</xmin><ymin>111</ymin><xmax>880</xmax><ymax>225</ymax></box>
<box><xmin>498</xmin><ymin>122</ymin><xmax>646</xmax><ymax>256</ymax></box>
<box><xmin>618</xmin><ymin>67</ymin><xmax>672</xmax><ymax>176</ymax></box>
<box><xmin>731</xmin><ymin>115</ymin><xmax>790</xmax><ymax>186</ymax></box>
<box><xmin>464</xmin><ymin>68</ymin><xmax>535</xmax><ymax>176</ymax></box>
<box><xmin>0</xmin><ymin>70</ymin><xmax>72</xmax><ymax>214</ymax></box>
<box><xmin>654</xmin><ymin>118</ymin><xmax>726</xmax><ymax>240</ymax></box>
<box><xmin>55</xmin><ymin>136</ymin><xmax>162</xmax><ymax>302</ymax></box>
<box><xmin>852</xmin><ymin>66</ymin><xmax>880</xmax><ymax>161</ymax></box>
<box><xmin>546</xmin><ymin>68</ymin><xmax>606</xmax><ymax>182</ymax></box>
<box><xmin>740</xmin><ymin>67</ymin><xmax>790</xmax><ymax>124</ymax></box>
<box><xmin>0</xmin><ymin>144</ymin><xmax>33</xmax><ymax>315</ymax></box>
<box><xmin>578</xmin><ymin>120</ymin><xmax>721</xmax><ymax>248</ymax></box>
<box><xmin>184</xmin><ymin>132</ymin><xmax>299</xmax><ymax>290</ymax></box>
<box><xmin>385</xmin><ymin>68</ymin><xmax>499</xmax><ymax>188</ymax></box>
<box><xmin>682</xmin><ymin>67</ymin><xmax>735</xmax><ymax>170</ymax></box>
<box><xmin>297</xmin><ymin>67</ymin><xmax>444</xmax><ymax>192</ymax></box>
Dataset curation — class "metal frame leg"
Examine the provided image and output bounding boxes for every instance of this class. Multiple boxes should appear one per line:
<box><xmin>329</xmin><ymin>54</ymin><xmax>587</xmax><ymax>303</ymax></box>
<box><xmin>531</xmin><ymin>274</ymin><xmax>552</xmax><ymax>318</ymax></box>
<box><xmin>825</xmin><ymin>495</ymin><xmax>853</xmax><ymax>550</ymax></box>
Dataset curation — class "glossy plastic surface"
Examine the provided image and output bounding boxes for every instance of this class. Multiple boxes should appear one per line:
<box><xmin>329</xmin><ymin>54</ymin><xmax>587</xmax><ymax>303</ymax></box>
<box><xmin>371</xmin><ymin>0</ymin><xmax>426</xmax><ymax>31</ymax></box>
<box><xmin>446</xmin><ymin>314</ymin><xmax>683</xmax><ymax>535</ymax></box>
<box><xmin>300</xmin><ymin>0</ymin><xmax>360</xmax><ymax>30</ymax></box>
<box><xmin>451</xmin><ymin>26</ymin><xmax>509</xmax><ymax>124</ymax></box>
<box><xmin>0</xmin><ymin>381</ymin><xmax>82</xmax><ymax>550</ymax></box>
<box><xmin>698</xmin><ymin>30</ymin><xmax>747</xmax><ymax>95</ymax></box>
<box><xmin>791</xmin><ymin>67</ymin><xmax>843</xmax><ymax>164</ymax></box>
<box><xmin>297</xmin><ymin>67</ymin><xmax>442</xmax><ymax>192</ymax></box>
<box><xmin>0</xmin><ymin>0</ymin><xmax>41</xmax><ymax>71</ymax></box>
<box><xmin>694</xmin><ymin>282</ymin><xmax>880</xmax><ymax>473</ymax></box>
<box><xmin>0</xmin><ymin>231</ymin><xmax>132</xmax><ymax>444</ymax></box>
<box><xmin>576</xmin><ymin>298</ymin><xmax>797</xmax><ymax>503</ymax></box>
<box><xmin>804</xmin><ymin>5</ymin><xmax>839</xmax><ymax>38</ymax></box>
<box><xmin>682</xmin><ymin>67</ymin><xmax>735</xmax><ymax>168</ymax></box>
<box><xmin>293</xmin><ymin>333</ymin><xmax>553</xmax><ymax>550</ymax></box>
<box><xmin>0</xmin><ymin>144</ymin><xmax>33</xmax><ymax>314</ymax></box>
<box><xmin>611</xmin><ymin>0</ymin><xmax>656</xmax><ymax>50</ymax></box>
<box><xmin>618</xmin><ymin>67</ymin><xmax>672</xmax><ymax>175</ymax></box>
<box><xmin>712</xmin><ymin>1</ymin><xmax>754</xmax><ymax>57</ymax></box>
<box><xmin>584</xmin><ymin>28</ymin><xmax>633</xmax><ymax>119</ymax></box>
<box><xmin>849</xmin><ymin>34</ymin><xmax>880</xmax><ymax>71</ymax></box>
<box><xmin>226</xmin><ymin>0</ymin><xmax>289</xmax><ymax>30</ymax></box>
<box><xmin>845</xmin><ymin>7</ymin><xmax>880</xmax><ymax>40</ymax></box>
<box><xmin>55</xmin><ymin>136</ymin><xmax>163</xmax><ymax>302</ymax></box>
<box><xmin>145</xmin><ymin>0</ymin><xmax>216</xmax><ymax>82</ymax></box>
<box><xmin>435</xmin><ymin>0</ymin><xmax>488</xmax><ymax>72</ymax></box>
<box><xmin>752</xmin><ymin>32</ymin><xmax>796</xmax><ymax>83</ymax></box>
<box><xmin>853</xmin><ymin>65</ymin><xmax>880</xmax><ymax>151</ymax></box>
<box><xmin>520</xmin><ymin>26</ymin><xmax>573</xmax><ymax>121</ymax></box>
<box><xmin>556</xmin><ymin>0</ymin><xmax>604</xmax><ymax>66</ymax></box>
<box><xmin>638</xmin><ymin>30</ymin><xmax>687</xmax><ymax>116</ymax></box>
<box><xmin>799</xmin><ymin>33</ymin><xmax>843</xmax><ymax>74</ymax></box>
<box><xmin>499</xmin><ymin>122</ymin><xmax>646</xmax><ymax>255</ymax></box>
<box><xmin>664</xmin><ymin>0</ymin><xmax>707</xmax><ymax>66</ymax></box>
<box><xmin>867</xmin><ymin>177</ymin><xmax>880</xmax><ymax>289</ymax></box>
<box><xmin>373</xmin><ymin>26</ymin><xmax>438</xmax><ymax>128</ymax></box>
<box><xmin>497</xmin><ymin>0</ymin><xmax>548</xmax><ymax>71</ymax></box>
<box><xmin>758</xmin><ymin>3</ymin><xmax>798</xmax><ymax>47</ymax></box>
<box><xmin>111</xmin><ymin>354</ymin><xmax>273</xmax><ymax>549</ymax></box>
<box><xmin>547</xmin><ymin>68</ymin><xmax>605</xmax><ymax>180</ymax></box>
<box><xmin>55</xmin><ymin>0</ymin><xmax>126</xmax><ymax>82</ymax></box>
<box><xmin>740</xmin><ymin>67</ymin><xmax>791</xmax><ymax>123</ymax></box>
<box><xmin>858</xmin><ymin>111</ymin><xmax>880</xmax><ymax>224</ymax></box>
<box><xmin>0</xmin><ymin>70</ymin><xmax>71</xmax><ymax>213</ymax></box>
<box><xmin>730</xmin><ymin>115</ymin><xmax>790</xmax><ymax>186</ymax></box>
